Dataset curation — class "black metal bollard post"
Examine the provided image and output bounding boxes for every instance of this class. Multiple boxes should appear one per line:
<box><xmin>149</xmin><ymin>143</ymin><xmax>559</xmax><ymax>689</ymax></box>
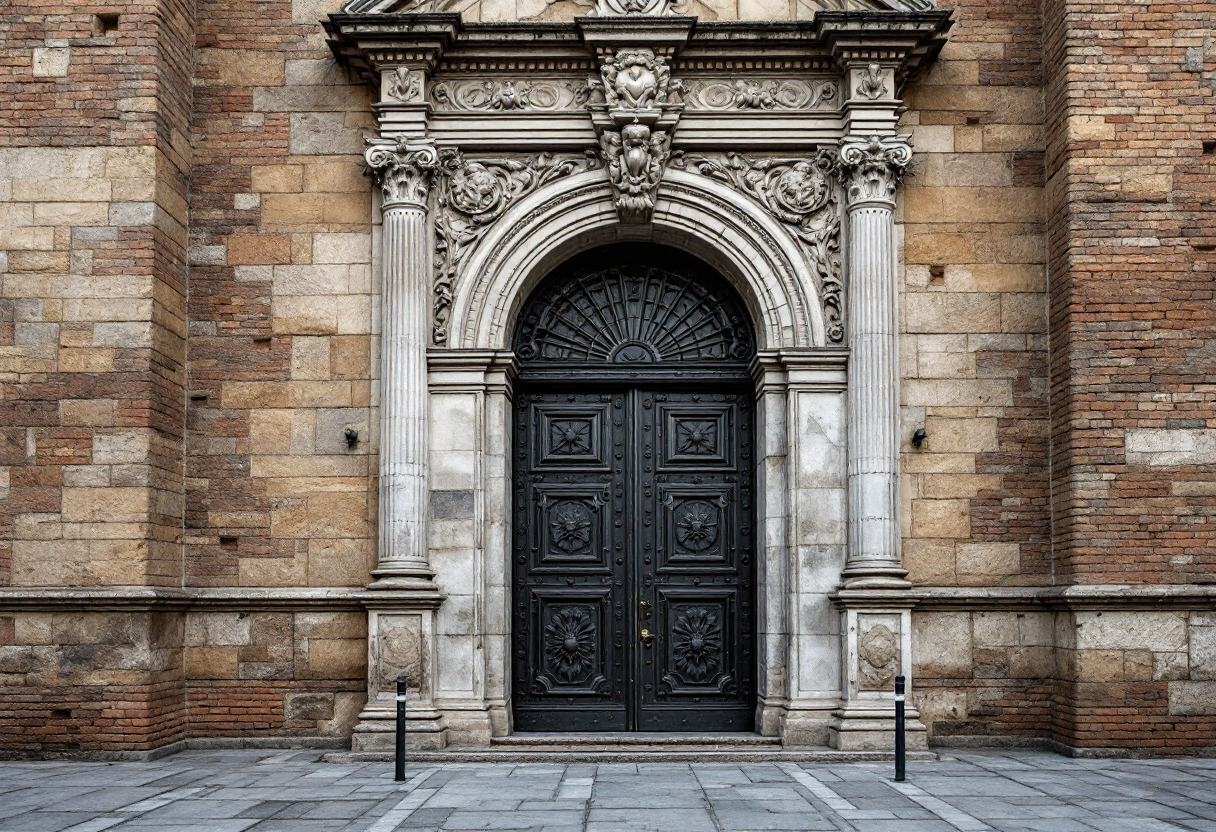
<box><xmin>394</xmin><ymin>675</ymin><xmax>407</xmax><ymax>782</ymax></box>
<box><xmin>894</xmin><ymin>675</ymin><xmax>906</xmax><ymax>782</ymax></box>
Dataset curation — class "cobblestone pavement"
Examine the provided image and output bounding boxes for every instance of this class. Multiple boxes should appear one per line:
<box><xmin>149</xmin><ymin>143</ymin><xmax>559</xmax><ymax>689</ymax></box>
<box><xmin>2</xmin><ymin>749</ymin><xmax>1215</xmax><ymax>832</ymax></box>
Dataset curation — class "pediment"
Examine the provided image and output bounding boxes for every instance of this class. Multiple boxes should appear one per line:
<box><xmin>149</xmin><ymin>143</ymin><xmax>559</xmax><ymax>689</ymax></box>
<box><xmin>340</xmin><ymin>0</ymin><xmax>934</xmax><ymax>20</ymax></box>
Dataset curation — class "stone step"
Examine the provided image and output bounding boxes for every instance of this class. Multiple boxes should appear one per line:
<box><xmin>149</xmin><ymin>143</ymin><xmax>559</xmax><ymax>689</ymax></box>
<box><xmin>323</xmin><ymin>741</ymin><xmax>938</xmax><ymax>764</ymax></box>
<box><xmin>491</xmin><ymin>731</ymin><xmax>782</xmax><ymax>748</ymax></box>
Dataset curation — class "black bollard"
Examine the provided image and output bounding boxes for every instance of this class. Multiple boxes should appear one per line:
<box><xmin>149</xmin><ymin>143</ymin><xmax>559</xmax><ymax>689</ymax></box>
<box><xmin>394</xmin><ymin>675</ymin><xmax>407</xmax><ymax>782</ymax></box>
<box><xmin>894</xmin><ymin>675</ymin><xmax>906</xmax><ymax>782</ymax></box>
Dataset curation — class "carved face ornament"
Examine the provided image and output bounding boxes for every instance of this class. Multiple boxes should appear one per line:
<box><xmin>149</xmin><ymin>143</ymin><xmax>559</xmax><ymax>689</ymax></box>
<box><xmin>772</xmin><ymin>162</ymin><xmax>830</xmax><ymax>216</ymax></box>
<box><xmin>450</xmin><ymin>163</ymin><xmax>502</xmax><ymax>215</ymax></box>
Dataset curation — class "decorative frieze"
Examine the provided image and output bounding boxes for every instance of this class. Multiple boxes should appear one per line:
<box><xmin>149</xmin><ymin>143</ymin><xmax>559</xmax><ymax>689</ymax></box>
<box><xmin>431</xmin><ymin>79</ymin><xmax>591</xmax><ymax>111</ymax></box>
<box><xmin>683</xmin><ymin>79</ymin><xmax>837</xmax><ymax>111</ymax></box>
<box><xmin>674</xmin><ymin>151</ymin><xmax>844</xmax><ymax>343</ymax></box>
<box><xmin>432</xmin><ymin>150</ymin><xmax>601</xmax><ymax>344</ymax></box>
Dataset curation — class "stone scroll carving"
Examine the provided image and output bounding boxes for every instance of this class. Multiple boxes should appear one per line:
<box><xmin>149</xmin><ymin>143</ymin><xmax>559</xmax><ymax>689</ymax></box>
<box><xmin>431</xmin><ymin>151</ymin><xmax>601</xmax><ymax>344</ymax></box>
<box><xmin>385</xmin><ymin>66</ymin><xmax>422</xmax><ymax>103</ymax></box>
<box><xmin>363</xmin><ymin>137</ymin><xmax>439</xmax><ymax>208</ymax></box>
<box><xmin>854</xmin><ymin>64</ymin><xmax>888</xmax><ymax>101</ymax></box>
<box><xmin>674</xmin><ymin>151</ymin><xmax>845</xmax><ymax>343</ymax></box>
<box><xmin>587</xmin><ymin>48</ymin><xmax>684</xmax><ymax>223</ymax></box>
<box><xmin>838</xmin><ymin>134</ymin><xmax>912</xmax><ymax>207</ymax></box>
<box><xmin>684</xmin><ymin>79</ymin><xmax>837</xmax><ymax>111</ymax></box>
<box><xmin>431</xmin><ymin>79</ymin><xmax>591</xmax><ymax>111</ymax></box>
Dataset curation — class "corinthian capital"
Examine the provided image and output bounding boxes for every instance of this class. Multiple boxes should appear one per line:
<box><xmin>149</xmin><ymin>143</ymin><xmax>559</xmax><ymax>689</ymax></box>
<box><xmin>837</xmin><ymin>134</ymin><xmax>912</xmax><ymax>208</ymax></box>
<box><xmin>364</xmin><ymin>137</ymin><xmax>439</xmax><ymax>209</ymax></box>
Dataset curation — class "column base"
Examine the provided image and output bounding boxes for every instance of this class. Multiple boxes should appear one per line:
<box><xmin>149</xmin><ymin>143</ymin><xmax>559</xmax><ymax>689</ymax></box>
<box><xmin>840</xmin><ymin>563</ymin><xmax>911</xmax><ymax>590</ymax></box>
<box><xmin>350</xmin><ymin>705</ymin><xmax>449</xmax><ymax>752</ymax></box>
<box><xmin>828</xmin><ymin>703</ymin><xmax>928</xmax><ymax>751</ymax></box>
<box><xmin>778</xmin><ymin>701</ymin><xmax>837</xmax><ymax>747</ymax></box>
<box><xmin>367</xmin><ymin>563</ymin><xmax>440</xmax><ymax>592</ymax></box>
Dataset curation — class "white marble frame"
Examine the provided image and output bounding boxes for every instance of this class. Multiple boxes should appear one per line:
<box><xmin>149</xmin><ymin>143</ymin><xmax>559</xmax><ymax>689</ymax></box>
<box><xmin>424</xmin><ymin>172</ymin><xmax>851</xmax><ymax>744</ymax></box>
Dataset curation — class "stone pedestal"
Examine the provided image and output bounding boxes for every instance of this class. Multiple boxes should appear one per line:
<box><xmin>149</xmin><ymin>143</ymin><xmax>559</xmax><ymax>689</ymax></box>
<box><xmin>828</xmin><ymin>590</ymin><xmax>927</xmax><ymax>750</ymax></box>
<box><xmin>350</xmin><ymin>592</ymin><xmax>448</xmax><ymax>751</ymax></box>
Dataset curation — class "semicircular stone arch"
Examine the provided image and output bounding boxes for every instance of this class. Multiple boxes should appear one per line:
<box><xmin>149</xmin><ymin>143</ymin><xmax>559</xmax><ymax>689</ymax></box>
<box><xmin>449</xmin><ymin>168</ymin><xmax>825</xmax><ymax>352</ymax></box>
<box><xmin>513</xmin><ymin>242</ymin><xmax>756</xmax><ymax>368</ymax></box>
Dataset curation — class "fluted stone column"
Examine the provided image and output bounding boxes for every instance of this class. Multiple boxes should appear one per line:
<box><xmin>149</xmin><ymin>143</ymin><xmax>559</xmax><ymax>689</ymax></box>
<box><xmin>364</xmin><ymin>137</ymin><xmax>439</xmax><ymax>590</ymax></box>
<box><xmin>839</xmin><ymin>135</ymin><xmax>913</xmax><ymax>590</ymax></box>
<box><xmin>829</xmin><ymin>134</ymin><xmax>926</xmax><ymax>751</ymax></box>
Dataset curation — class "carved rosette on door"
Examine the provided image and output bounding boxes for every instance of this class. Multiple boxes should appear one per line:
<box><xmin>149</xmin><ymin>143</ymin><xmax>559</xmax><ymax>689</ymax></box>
<box><xmin>511</xmin><ymin>244</ymin><xmax>756</xmax><ymax>732</ymax></box>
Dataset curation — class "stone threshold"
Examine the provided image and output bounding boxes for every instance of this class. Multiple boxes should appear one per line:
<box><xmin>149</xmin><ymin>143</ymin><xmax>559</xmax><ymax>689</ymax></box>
<box><xmin>323</xmin><ymin>734</ymin><xmax>938</xmax><ymax>763</ymax></box>
<box><xmin>493</xmin><ymin>731</ymin><xmax>781</xmax><ymax>748</ymax></box>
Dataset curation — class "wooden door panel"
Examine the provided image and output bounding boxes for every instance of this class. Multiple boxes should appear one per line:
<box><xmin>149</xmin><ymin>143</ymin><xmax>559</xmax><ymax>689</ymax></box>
<box><xmin>514</xmin><ymin>387</ymin><xmax>753</xmax><ymax>732</ymax></box>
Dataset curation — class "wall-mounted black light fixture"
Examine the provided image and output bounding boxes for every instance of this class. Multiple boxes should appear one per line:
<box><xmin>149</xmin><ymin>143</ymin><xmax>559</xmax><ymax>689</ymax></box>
<box><xmin>344</xmin><ymin>428</ymin><xmax>359</xmax><ymax>448</ymax></box>
<box><xmin>911</xmin><ymin>428</ymin><xmax>927</xmax><ymax>448</ymax></box>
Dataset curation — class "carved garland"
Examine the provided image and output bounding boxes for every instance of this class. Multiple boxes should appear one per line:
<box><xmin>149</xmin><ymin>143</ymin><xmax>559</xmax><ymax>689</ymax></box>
<box><xmin>684</xmin><ymin>79</ymin><xmax>837</xmax><ymax>111</ymax></box>
<box><xmin>674</xmin><ymin>150</ymin><xmax>845</xmax><ymax>343</ymax></box>
<box><xmin>431</xmin><ymin>79</ymin><xmax>591</xmax><ymax>111</ymax></box>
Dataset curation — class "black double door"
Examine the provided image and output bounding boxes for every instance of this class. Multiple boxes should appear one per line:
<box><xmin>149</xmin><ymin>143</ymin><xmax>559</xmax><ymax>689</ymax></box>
<box><xmin>512</xmin><ymin>385</ymin><xmax>755</xmax><ymax>732</ymax></box>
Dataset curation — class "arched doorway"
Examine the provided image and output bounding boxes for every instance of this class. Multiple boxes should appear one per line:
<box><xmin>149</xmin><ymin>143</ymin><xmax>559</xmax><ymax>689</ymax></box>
<box><xmin>511</xmin><ymin>243</ymin><xmax>758</xmax><ymax>732</ymax></box>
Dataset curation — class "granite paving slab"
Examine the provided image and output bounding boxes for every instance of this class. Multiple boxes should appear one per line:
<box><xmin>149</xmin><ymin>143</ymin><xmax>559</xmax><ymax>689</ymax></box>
<box><xmin>0</xmin><ymin>749</ymin><xmax>1214</xmax><ymax>831</ymax></box>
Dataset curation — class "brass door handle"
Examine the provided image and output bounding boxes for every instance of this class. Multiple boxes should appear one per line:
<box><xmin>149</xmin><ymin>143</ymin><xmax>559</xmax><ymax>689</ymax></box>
<box><xmin>640</xmin><ymin>628</ymin><xmax>653</xmax><ymax>647</ymax></box>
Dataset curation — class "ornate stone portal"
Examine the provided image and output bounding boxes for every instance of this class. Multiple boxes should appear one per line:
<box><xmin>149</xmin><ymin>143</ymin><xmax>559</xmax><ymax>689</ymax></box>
<box><xmin>325</xmin><ymin>4</ymin><xmax>951</xmax><ymax>749</ymax></box>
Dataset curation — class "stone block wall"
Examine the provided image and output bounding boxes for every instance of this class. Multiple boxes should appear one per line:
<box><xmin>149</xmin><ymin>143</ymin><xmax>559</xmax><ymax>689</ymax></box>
<box><xmin>0</xmin><ymin>611</ymin><xmax>185</xmax><ymax>756</ymax></box>
<box><xmin>172</xmin><ymin>0</ymin><xmax>377</xmax><ymax>744</ymax></box>
<box><xmin>184</xmin><ymin>0</ymin><xmax>374</xmax><ymax>590</ymax></box>
<box><xmin>184</xmin><ymin>610</ymin><xmax>366</xmax><ymax>739</ymax></box>
<box><xmin>0</xmin><ymin>0</ymin><xmax>195</xmax><ymax>753</ymax></box>
<box><xmin>913</xmin><ymin>610</ymin><xmax>1055</xmax><ymax>743</ymax></box>
<box><xmin>898</xmin><ymin>0</ymin><xmax>1050</xmax><ymax>589</ymax></box>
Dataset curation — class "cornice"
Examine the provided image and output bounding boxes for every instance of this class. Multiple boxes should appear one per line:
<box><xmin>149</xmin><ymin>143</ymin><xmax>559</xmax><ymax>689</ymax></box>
<box><xmin>914</xmin><ymin>585</ymin><xmax>1216</xmax><ymax>612</ymax></box>
<box><xmin>326</xmin><ymin>10</ymin><xmax>954</xmax><ymax>86</ymax></box>
<box><xmin>0</xmin><ymin>587</ymin><xmax>365</xmax><ymax>612</ymax></box>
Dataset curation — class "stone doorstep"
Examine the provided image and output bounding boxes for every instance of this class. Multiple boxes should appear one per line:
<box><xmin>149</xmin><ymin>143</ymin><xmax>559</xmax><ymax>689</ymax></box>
<box><xmin>492</xmin><ymin>731</ymin><xmax>782</xmax><ymax>747</ymax></box>
<box><xmin>321</xmin><ymin>745</ymin><xmax>939</xmax><ymax>763</ymax></box>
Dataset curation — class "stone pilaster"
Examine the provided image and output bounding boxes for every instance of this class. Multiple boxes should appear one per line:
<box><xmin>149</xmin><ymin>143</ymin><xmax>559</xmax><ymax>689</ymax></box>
<box><xmin>838</xmin><ymin>134</ymin><xmax>913</xmax><ymax>591</ymax></box>
<box><xmin>364</xmin><ymin>137</ymin><xmax>440</xmax><ymax>591</ymax></box>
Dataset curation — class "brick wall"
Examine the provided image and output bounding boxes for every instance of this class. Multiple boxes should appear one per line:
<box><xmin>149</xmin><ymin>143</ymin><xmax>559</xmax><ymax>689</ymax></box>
<box><xmin>183</xmin><ymin>610</ymin><xmax>366</xmax><ymax>740</ymax></box>
<box><xmin>0</xmin><ymin>0</ymin><xmax>195</xmax><ymax>753</ymax></box>
<box><xmin>184</xmin><ymin>0</ymin><xmax>375</xmax><ymax>591</ymax></box>
<box><xmin>1044</xmin><ymin>1</ymin><xmax>1216</xmax><ymax>585</ymax></box>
